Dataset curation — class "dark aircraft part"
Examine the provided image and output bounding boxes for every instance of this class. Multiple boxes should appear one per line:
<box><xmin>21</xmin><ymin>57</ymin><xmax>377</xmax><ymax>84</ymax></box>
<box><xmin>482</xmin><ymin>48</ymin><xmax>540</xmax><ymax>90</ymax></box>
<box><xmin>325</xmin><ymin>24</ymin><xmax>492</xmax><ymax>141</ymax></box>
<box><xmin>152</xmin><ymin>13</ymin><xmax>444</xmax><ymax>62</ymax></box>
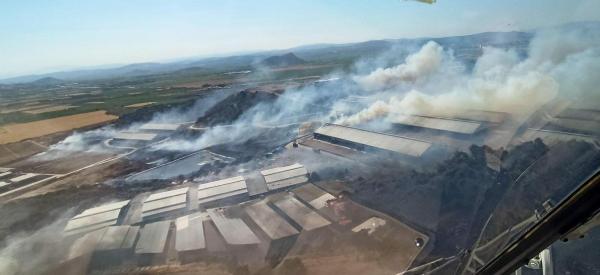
<box><xmin>476</xmin><ymin>169</ymin><xmax>600</xmax><ymax>274</ymax></box>
<box><xmin>409</xmin><ymin>0</ymin><xmax>437</xmax><ymax>4</ymax></box>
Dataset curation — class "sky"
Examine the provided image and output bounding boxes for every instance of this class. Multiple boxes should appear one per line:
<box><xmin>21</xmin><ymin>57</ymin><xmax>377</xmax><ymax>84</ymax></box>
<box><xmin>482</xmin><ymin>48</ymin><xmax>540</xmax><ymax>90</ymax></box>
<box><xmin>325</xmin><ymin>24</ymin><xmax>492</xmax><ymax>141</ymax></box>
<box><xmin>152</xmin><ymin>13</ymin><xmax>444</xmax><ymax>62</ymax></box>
<box><xmin>1</xmin><ymin>0</ymin><xmax>599</xmax><ymax>78</ymax></box>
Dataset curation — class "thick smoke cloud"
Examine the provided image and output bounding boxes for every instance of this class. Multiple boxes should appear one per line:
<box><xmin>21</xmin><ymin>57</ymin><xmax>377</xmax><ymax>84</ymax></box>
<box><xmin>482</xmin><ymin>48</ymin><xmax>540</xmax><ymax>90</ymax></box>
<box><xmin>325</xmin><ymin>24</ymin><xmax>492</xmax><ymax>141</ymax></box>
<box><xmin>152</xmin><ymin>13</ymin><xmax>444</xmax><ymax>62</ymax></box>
<box><xmin>337</xmin><ymin>26</ymin><xmax>600</xmax><ymax>125</ymax></box>
<box><xmin>47</xmin><ymin>24</ymin><xmax>600</xmax><ymax>155</ymax></box>
<box><xmin>354</xmin><ymin>41</ymin><xmax>445</xmax><ymax>91</ymax></box>
<box><xmin>156</xmin><ymin>25</ymin><xmax>600</xmax><ymax>153</ymax></box>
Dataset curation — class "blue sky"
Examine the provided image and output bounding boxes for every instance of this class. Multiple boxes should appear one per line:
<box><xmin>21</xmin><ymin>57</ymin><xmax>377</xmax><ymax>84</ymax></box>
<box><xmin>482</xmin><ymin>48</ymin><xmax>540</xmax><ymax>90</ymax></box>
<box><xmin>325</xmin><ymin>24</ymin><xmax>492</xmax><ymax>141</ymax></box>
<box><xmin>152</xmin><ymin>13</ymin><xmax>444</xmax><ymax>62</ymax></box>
<box><xmin>1</xmin><ymin>0</ymin><xmax>599</xmax><ymax>78</ymax></box>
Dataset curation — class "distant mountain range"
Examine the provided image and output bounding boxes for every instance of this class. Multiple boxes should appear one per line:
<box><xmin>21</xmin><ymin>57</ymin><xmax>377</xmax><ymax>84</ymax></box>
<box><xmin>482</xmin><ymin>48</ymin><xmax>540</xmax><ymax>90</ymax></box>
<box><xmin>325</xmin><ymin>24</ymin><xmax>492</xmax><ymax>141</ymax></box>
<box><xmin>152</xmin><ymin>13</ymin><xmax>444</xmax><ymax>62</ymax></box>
<box><xmin>1</xmin><ymin>21</ymin><xmax>597</xmax><ymax>85</ymax></box>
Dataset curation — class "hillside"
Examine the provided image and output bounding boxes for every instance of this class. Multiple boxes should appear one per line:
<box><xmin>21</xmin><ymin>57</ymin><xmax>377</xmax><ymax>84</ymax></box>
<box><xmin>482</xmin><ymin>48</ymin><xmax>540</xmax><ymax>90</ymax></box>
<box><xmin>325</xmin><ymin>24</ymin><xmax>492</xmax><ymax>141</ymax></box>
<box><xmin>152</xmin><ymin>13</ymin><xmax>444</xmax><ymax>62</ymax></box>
<box><xmin>195</xmin><ymin>90</ymin><xmax>278</xmax><ymax>126</ymax></box>
<box><xmin>258</xmin><ymin>53</ymin><xmax>306</xmax><ymax>68</ymax></box>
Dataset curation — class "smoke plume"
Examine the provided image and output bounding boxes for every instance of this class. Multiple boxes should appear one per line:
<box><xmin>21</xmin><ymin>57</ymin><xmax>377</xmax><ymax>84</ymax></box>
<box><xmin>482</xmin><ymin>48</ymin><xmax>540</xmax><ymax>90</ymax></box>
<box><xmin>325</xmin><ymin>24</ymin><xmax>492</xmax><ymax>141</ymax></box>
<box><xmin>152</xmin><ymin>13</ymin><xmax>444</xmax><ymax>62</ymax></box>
<box><xmin>354</xmin><ymin>41</ymin><xmax>445</xmax><ymax>91</ymax></box>
<box><xmin>337</xmin><ymin>26</ymin><xmax>600</xmax><ymax>125</ymax></box>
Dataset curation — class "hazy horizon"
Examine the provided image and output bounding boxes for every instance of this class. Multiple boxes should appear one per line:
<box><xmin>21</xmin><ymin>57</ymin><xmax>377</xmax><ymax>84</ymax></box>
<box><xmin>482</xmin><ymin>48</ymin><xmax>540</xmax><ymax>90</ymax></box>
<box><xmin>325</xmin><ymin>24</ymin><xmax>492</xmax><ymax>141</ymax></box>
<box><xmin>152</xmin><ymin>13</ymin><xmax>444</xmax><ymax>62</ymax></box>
<box><xmin>1</xmin><ymin>0</ymin><xmax>599</xmax><ymax>79</ymax></box>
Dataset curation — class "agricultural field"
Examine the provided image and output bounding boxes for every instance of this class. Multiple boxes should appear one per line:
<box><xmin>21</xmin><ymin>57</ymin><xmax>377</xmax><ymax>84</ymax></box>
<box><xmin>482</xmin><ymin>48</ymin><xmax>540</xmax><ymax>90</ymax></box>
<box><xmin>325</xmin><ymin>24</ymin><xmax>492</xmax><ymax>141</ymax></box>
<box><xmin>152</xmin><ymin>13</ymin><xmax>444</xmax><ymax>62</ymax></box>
<box><xmin>22</xmin><ymin>105</ymin><xmax>76</xmax><ymax>114</ymax></box>
<box><xmin>0</xmin><ymin>141</ymin><xmax>48</xmax><ymax>165</ymax></box>
<box><xmin>0</xmin><ymin>59</ymin><xmax>346</xmax><ymax>127</ymax></box>
<box><xmin>0</xmin><ymin>111</ymin><xmax>117</xmax><ymax>144</ymax></box>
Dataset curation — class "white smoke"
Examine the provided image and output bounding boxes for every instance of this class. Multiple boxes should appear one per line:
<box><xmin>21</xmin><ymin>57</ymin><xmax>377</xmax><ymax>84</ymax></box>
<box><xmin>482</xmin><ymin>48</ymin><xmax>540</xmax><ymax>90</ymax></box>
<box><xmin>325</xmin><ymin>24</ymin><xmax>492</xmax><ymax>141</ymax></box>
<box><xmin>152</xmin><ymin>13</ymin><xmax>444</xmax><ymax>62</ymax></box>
<box><xmin>154</xmin><ymin>83</ymin><xmax>353</xmax><ymax>152</ymax></box>
<box><xmin>354</xmin><ymin>41</ymin><xmax>445</xmax><ymax>91</ymax></box>
<box><xmin>338</xmin><ymin>26</ymin><xmax>600</xmax><ymax>125</ymax></box>
<box><xmin>52</xmin><ymin>24</ymin><xmax>600</xmax><ymax>154</ymax></box>
<box><xmin>146</xmin><ymin>89</ymin><xmax>234</xmax><ymax>124</ymax></box>
<box><xmin>0</xmin><ymin>213</ymin><xmax>73</xmax><ymax>275</ymax></box>
<box><xmin>38</xmin><ymin>89</ymin><xmax>235</xmax><ymax>158</ymax></box>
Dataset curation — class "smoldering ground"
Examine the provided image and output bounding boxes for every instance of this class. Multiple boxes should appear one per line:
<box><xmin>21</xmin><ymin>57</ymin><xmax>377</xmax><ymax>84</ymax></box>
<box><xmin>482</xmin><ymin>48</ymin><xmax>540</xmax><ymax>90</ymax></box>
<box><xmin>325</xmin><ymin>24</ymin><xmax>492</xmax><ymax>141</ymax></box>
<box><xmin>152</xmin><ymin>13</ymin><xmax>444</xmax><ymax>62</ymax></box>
<box><xmin>153</xmin><ymin>24</ymin><xmax>599</xmax><ymax>159</ymax></box>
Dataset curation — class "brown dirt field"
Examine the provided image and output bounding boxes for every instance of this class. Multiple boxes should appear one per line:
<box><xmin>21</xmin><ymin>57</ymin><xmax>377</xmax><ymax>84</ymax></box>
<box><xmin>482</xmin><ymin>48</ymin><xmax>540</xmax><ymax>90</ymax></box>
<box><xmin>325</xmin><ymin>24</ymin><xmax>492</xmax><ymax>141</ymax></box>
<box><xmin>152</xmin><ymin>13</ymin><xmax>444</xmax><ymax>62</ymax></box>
<box><xmin>0</xmin><ymin>141</ymin><xmax>48</xmax><ymax>166</ymax></box>
<box><xmin>0</xmin><ymin>104</ymin><xmax>52</xmax><ymax>114</ymax></box>
<box><xmin>0</xmin><ymin>111</ymin><xmax>117</xmax><ymax>144</ymax></box>
<box><xmin>294</xmin><ymin>255</ymin><xmax>395</xmax><ymax>275</ymax></box>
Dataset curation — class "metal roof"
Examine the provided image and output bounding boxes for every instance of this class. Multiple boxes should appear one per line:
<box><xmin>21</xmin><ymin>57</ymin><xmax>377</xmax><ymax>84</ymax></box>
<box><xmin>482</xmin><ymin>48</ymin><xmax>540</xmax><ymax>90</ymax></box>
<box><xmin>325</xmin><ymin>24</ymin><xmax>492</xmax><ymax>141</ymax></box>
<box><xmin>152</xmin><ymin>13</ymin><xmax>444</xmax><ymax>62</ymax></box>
<box><xmin>142</xmin><ymin>188</ymin><xmax>188</xmax><ymax>218</ymax></box>
<box><xmin>135</xmin><ymin>220</ymin><xmax>171</xmax><ymax>254</ymax></box>
<box><xmin>64</xmin><ymin>200</ymin><xmax>130</xmax><ymax>235</ymax></box>
<box><xmin>292</xmin><ymin>184</ymin><xmax>336</xmax><ymax>210</ymax></box>
<box><xmin>95</xmin><ymin>225</ymin><xmax>140</xmax><ymax>251</ymax></box>
<box><xmin>197</xmin><ymin>176</ymin><xmax>248</xmax><ymax>204</ymax></box>
<box><xmin>267</xmin><ymin>177</ymin><xmax>309</xmax><ymax>191</ymax></box>
<box><xmin>145</xmin><ymin>187</ymin><xmax>189</xmax><ymax>202</ymax></box>
<box><xmin>140</xmin><ymin>123</ymin><xmax>181</xmax><ymax>131</ymax></box>
<box><xmin>114</xmin><ymin>132</ymin><xmax>157</xmax><ymax>141</ymax></box>
<box><xmin>245</xmin><ymin>200</ymin><xmax>299</xmax><ymax>240</ymax></box>
<box><xmin>261</xmin><ymin>163</ymin><xmax>304</xmax><ymax>176</ymax></box>
<box><xmin>175</xmin><ymin>212</ymin><xmax>206</xmax><ymax>251</ymax></box>
<box><xmin>0</xmin><ymin>171</ymin><xmax>12</xmax><ymax>178</ymax></box>
<box><xmin>261</xmin><ymin>163</ymin><xmax>308</xmax><ymax>183</ymax></box>
<box><xmin>0</xmin><ymin>181</ymin><xmax>10</xmax><ymax>188</ymax></box>
<box><xmin>315</xmin><ymin>124</ymin><xmax>431</xmax><ymax>157</ymax></box>
<box><xmin>9</xmin><ymin>173</ymin><xmax>37</xmax><ymax>182</ymax></box>
<box><xmin>142</xmin><ymin>199</ymin><xmax>187</xmax><ymax>218</ymax></box>
<box><xmin>388</xmin><ymin>114</ymin><xmax>482</xmax><ymax>134</ymax></box>
<box><xmin>64</xmin><ymin>221</ymin><xmax>119</xmax><ymax>237</ymax></box>
<box><xmin>246</xmin><ymin>175</ymin><xmax>269</xmax><ymax>196</ymax></box>
<box><xmin>549</xmin><ymin>118</ymin><xmax>600</xmax><ymax>135</ymax></box>
<box><xmin>273</xmin><ymin>195</ymin><xmax>331</xmax><ymax>231</ymax></box>
<box><xmin>65</xmin><ymin>229</ymin><xmax>106</xmax><ymax>261</ymax></box>
<box><xmin>300</xmin><ymin>138</ymin><xmax>360</xmax><ymax>159</ymax></box>
<box><xmin>453</xmin><ymin>110</ymin><xmax>508</xmax><ymax>124</ymax></box>
<box><xmin>556</xmin><ymin>108</ymin><xmax>600</xmax><ymax>122</ymax></box>
<box><xmin>207</xmin><ymin>208</ymin><xmax>260</xmax><ymax>245</ymax></box>
<box><xmin>260</xmin><ymin>163</ymin><xmax>309</xmax><ymax>191</ymax></box>
<box><xmin>74</xmin><ymin>200</ymin><xmax>130</xmax><ymax>219</ymax></box>
<box><xmin>65</xmin><ymin>211</ymin><xmax>122</xmax><ymax>234</ymax></box>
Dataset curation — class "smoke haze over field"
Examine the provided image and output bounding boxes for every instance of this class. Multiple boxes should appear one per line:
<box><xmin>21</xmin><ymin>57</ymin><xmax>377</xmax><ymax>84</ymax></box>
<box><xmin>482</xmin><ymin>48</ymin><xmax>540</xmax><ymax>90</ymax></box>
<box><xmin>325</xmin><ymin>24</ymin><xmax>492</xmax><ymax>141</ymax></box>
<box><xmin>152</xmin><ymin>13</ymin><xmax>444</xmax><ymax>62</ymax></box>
<box><xmin>150</xmin><ymin>24</ymin><xmax>600</xmax><ymax>153</ymax></box>
<box><xmin>38</xmin><ymin>89</ymin><xmax>235</xmax><ymax>158</ymax></box>
<box><xmin>0</xmin><ymin>212</ymin><xmax>74</xmax><ymax>275</ymax></box>
<box><xmin>30</xmin><ymin>24</ymin><xmax>600</xmax><ymax>158</ymax></box>
<box><xmin>2</xmin><ymin>22</ymin><xmax>600</xmax><ymax>275</ymax></box>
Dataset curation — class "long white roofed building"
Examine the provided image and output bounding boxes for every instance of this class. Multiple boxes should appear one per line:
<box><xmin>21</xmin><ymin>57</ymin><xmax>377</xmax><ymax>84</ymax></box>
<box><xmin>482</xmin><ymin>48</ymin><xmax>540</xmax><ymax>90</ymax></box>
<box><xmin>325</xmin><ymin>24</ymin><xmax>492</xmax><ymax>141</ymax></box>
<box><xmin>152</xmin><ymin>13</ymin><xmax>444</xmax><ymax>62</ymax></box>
<box><xmin>141</xmin><ymin>187</ymin><xmax>189</xmax><ymax>220</ymax></box>
<box><xmin>260</xmin><ymin>163</ymin><xmax>309</xmax><ymax>191</ymax></box>
<box><xmin>64</xmin><ymin>200</ymin><xmax>130</xmax><ymax>236</ymax></box>
<box><xmin>197</xmin><ymin>176</ymin><xmax>249</xmax><ymax>205</ymax></box>
<box><xmin>387</xmin><ymin>114</ymin><xmax>483</xmax><ymax>135</ymax></box>
<box><xmin>313</xmin><ymin>123</ymin><xmax>432</xmax><ymax>158</ymax></box>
